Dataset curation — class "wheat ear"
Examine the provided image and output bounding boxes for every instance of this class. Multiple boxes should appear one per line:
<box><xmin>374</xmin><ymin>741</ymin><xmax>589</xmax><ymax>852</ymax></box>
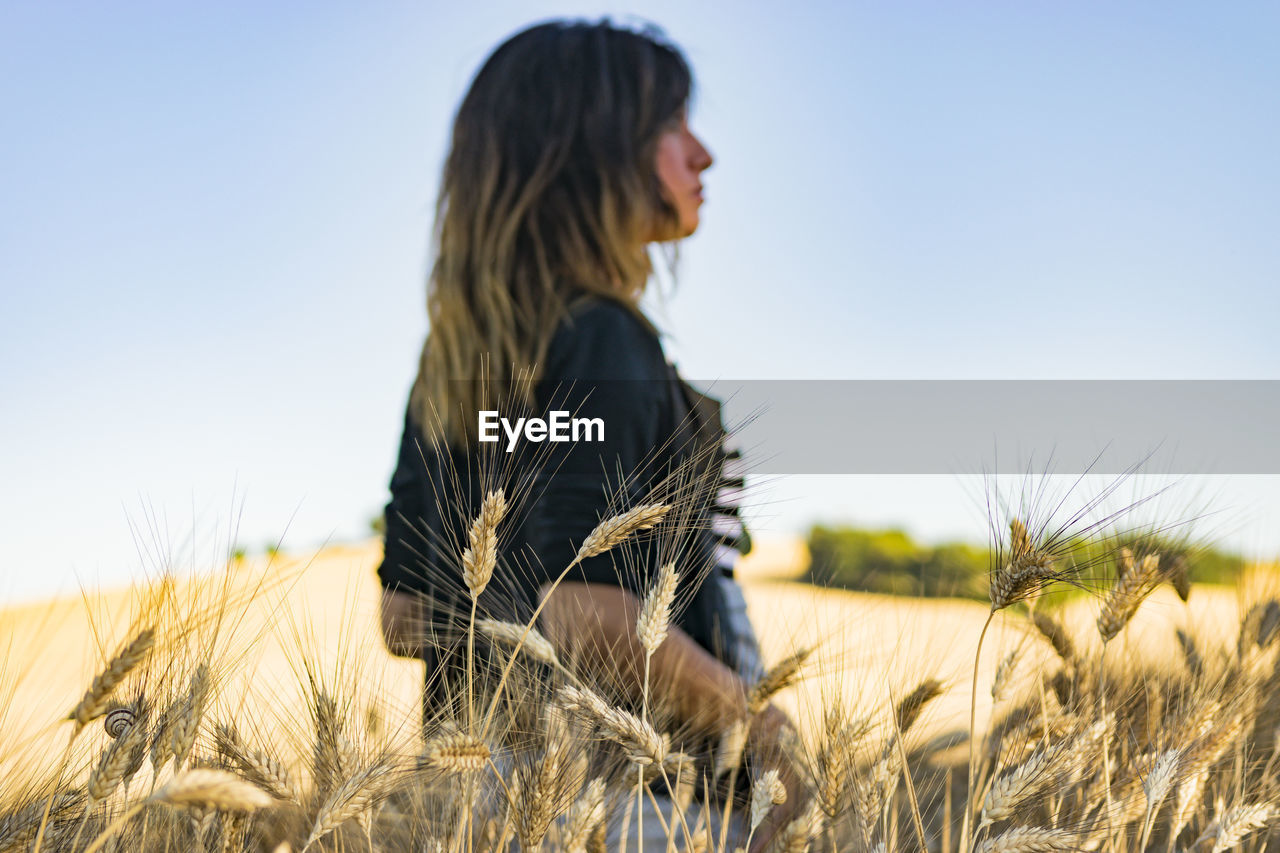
<box><xmin>479</xmin><ymin>503</ymin><xmax>672</xmax><ymax>739</ymax></box>
<box><xmin>83</xmin><ymin>770</ymin><xmax>272</xmax><ymax>853</ymax></box>
<box><xmin>747</xmin><ymin>647</ymin><xmax>812</xmax><ymax>714</ymax></box>
<box><xmin>463</xmin><ymin>487</ymin><xmax>507</xmax><ymax>737</ymax></box>
<box><xmin>477</xmin><ymin>618</ymin><xmax>559</xmax><ymax>667</ymax></box>
<box><xmin>422</xmin><ymin>731</ymin><xmax>490</xmax><ymax>773</ymax></box>
<box><xmin>303</xmin><ymin>761</ymin><xmax>396</xmax><ymax>852</ymax></box>
<box><xmin>1175</xmin><ymin>627</ymin><xmax>1203</xmax><ymax>678</ymax></box>
<box><xmin>86</xmin><ymin>715</ymin><xmax>149</xmax><ymax>804</ymax></box>
<box><xmin>169</xmin><ymin>663</ymin><xmax>212</xmax><ymax>771</ymax></box>
<box><xmin>636</xmin><ymin>562</ymin><xmax>679</xmax><ymax>655</ymax></box>
<box><xmin>1200</xmin><ymin>803</ymin><xmax>1277</xmax><ymax>853</ymax></box>
<box><xmin>150</xmin><ymin>699</ymin><xmax>179</xmax><ymax>772</ymax></box>
<box><xmin>557</xmin><ymin>684</ymin><xmax>669</xmax><ymax>767</ymax></box>
<box><xmin>312</xmin><ymin>691</ymin><xmax>350</xmax><ymax>798</ymax></box>
<box><xmin>773</xmin><ymin>801</ymin><xmax>824</xmax><ymax>853</ymax></box>
<box><xmin>749</xmin><ymin>769</ymin><xmax>787</xmax><ymax>833</ymax></box>
<box><xmin>816</xmin><ymin>709</ymin><xmax>866</xmax><ymax>821</ymax></box>
<box><xmin>895</xmin><ymin>677</ymin><xmax>943</xmax><ymax>737</ymax></box>
<box><xmin>0</xmin><ymin>793</ymin><xmax>82</xmax><ymax>851</ymax></box>
<box><xmin>575</xmin><ymin>504</ymin><xmax>671</xmax><ymax>561</ymax></box>
<box><xmin>560</xmin><ymin>777</ymin><xmax>607</xmax><ymax>853</ymax></box>
<box><xmin>991</xmin><ymin>650</ymin><xmax>1018</xmax><ymax>702</ymax></box>
<box><xmin>1097</xmin><ymin>550</ymin><xmax>1161</xmax><ymax>642</ymax></box>
<box><xmin>213</xmin><ymin>723</ymin><xmax>298</xmax><ymax>802</ymax></box>
<box><xmin>988</xmin><ymin>519</ymin><xmax>1057</xmax><ymax>611</ymax></box>
<box><xmin>514</xmin><ymin>707</ymin><xmax>582</xmax><ymax>852</ymax></box>
<box><xmin>975</xmin><ymin>825</ymin><xmax>1078</xmax><ymax>852</ymax></box>
<box><xmin>1138</xmin><ymin>748</ymin><xmax>1180</xmax><ymax>850</ymax></box>
<box><xmin>1031</xmin><ymin>610</ymin><xmax>1076</xmax><ymax>665</ymax></box>
<box><xmin>981</xmin><ymin>737</ymin><xmax>1076</xmax><ymax>824</ymax></box>
<box><xmin>69</xmin><ymin>628</ymin><xmax>156</xmax><ymax>731</ymax></box>
<box><xmin>965</xmin><ymin>520</ymin><xmax>1062</xmax><ymax>849</ymax></box>
<box><xmin>462</xmin><ymin>488</ymin><xmax>506</xmax><ymax>599</ymax></box>
<box><xmin>713</xmin><ymin>718</ymin><xmax>748</xmax><ymax>780</ymax></box>
<box><xmin>156</xmin><ymin>768</ymin><xmax>274</xmax><ymax>811</ymax></box>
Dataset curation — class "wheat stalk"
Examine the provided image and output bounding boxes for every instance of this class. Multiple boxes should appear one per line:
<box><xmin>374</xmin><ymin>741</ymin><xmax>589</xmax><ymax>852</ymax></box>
<box><xmin>422</xmin><ymin>731</ymin><xmax>491</xmax><ymax>773</ymax></box>
<box><xmin>560</xmin><ymin>778</ymin><xmax>607</xmax><ymax>853</ymax></box>
<box><xmin>303</xmin><ymin>761</ymin><xmax>397</xmax><ymax>851</ymax></box>
<box><xmin>1138</xmin><ymin>748</ymin><xmax>1181</xmax><ymax>850</ymax></box>
<box><xmin>636</xmin><ymin>562</ymin><xmax>679</xmax><ymax>655</ymax></box>
<box><xmin>747</xmin><ymin>647</ymin><xmax>812</xmax><ymax>714</ymax></box>
<box><xmin>213</xmin><ymin>723</ymin><xmax>298</xmax><ymax>802</ymax></box>
<box><xmin>556</xmin><ymin>684</ymin><xmax>669</xmax><ymax>767</ymax></box>
<box><xmin>975</xmin><ymin>825</ymin><xmax>1078</xmax><ymax>852</ymax></box>
<box><xmin>981</xmin><ymin>738</ymin><xmax>1073</xmax><ymax>824</ymax></box>
<box><xmin>169</xmin><ymin>663</ymin><xmax>211</xmax><ymax>771</ymax></box>
<box><xmin>895</xmin><ymin>677</ymin><xmax>943</xmax><ymax>737</ymax></box>
<box><xmin>1031</xmin><ymin>610</ymin><xmax>1076</xmax><ymax>665</ymax></box>
<box><xmin>1097</xmin><ymin>551</ymin><xmax>1161</xmax><ymax>642</ymax></box>
<box><xmin>86</xmin><ymin>715</ymin><xmax>148</xmax><ymax>804</ymax></box>
<box><xmin>713</xmin><ymin>717</ymin><xmax>748</xmax><ymax>780</ymax></box>
<box><xmin>476</xmin><ymin>618</ymin><xmax>560</xmax><ymax>667</ymax></box>
<box><xmin>749</xmin><ymin>769</ymin><xmax>787</xmax><ymax>833</ymax></box>
<box><xmin>988</xmin><ymin>520</ymin><xmax>1058</xmax><ymax>611</ymax></box>
<box><xmin>69</xmin><ymin>627</ymin><xmax>156</xmax><ymax>732</ymax></box>
<box><xmin>462</xmin><ymin>488</ymin><xmax>506</xmax><ymax>599</ymax></box>
<box><xmin>992</xmin><ymin>651</ymin><xmax>1018</xmax><ymax>702</ymax></box>
<box><xmin>574</xmin><ymin>504</ymin><xmax>671</xmax><ymax>561</ymax></box>
<box><xmin>772</xmin><ymin>801</ymin><xmax>823</xmax><ymax>853</ymax></box>
<box><xmin>1201</xmin><ymin>803</ymin><xmax>1277</xmax><ymax>853</ymax></box>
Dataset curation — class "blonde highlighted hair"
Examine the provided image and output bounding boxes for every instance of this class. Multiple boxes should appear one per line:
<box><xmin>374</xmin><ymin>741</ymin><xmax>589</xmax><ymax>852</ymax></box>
<box><xmin>412</xmin><ymin>18</ymin><xmax>693</xmax><ymax>447</ymax></box>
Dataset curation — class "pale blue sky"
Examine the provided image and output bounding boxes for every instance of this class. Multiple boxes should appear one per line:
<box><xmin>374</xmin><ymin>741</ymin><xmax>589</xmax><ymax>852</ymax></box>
<box><xmin>2</xmin><ymin>2</ymin><xmax>1277</xmax><ymax>601</ymax></box>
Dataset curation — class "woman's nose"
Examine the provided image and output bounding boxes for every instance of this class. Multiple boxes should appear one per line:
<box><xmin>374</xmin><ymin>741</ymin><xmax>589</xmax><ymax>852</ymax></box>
<box><xmin>691</xmin><ymin>133</ymin><xmax>714</xmax><ymax>171</ymax></box>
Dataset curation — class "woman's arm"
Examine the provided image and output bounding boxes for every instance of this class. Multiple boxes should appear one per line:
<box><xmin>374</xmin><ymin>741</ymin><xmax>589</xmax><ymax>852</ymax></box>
<box><xmin>540</xmin><ymin>581</ymin><xmax>745</xmax><ymax>730</ymax></box>
<box><xmin>376</xmin><ymin>403</ymin><xmax>437</xmax><ymax>661</ymax></box>
<box><xmin>540</xmin><ymin>580</ymin><xmax>804</xmax><ymax>852</ymax></box>
<box><xmin>380</xmin><ymin>588</ymin><xmax>426</xmax><ymax>659</ymax></box>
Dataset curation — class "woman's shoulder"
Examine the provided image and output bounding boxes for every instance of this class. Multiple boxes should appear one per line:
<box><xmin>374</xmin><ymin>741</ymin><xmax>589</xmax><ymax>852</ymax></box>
<box><xmin>563</xmin><ymin>293</ymin><xmax>659</xmax><ymax>339</ymax></box>
<box><xmin>543</xmin><ymin>294</ymin><xmax>668</xmax><ymax>382</ymax></box>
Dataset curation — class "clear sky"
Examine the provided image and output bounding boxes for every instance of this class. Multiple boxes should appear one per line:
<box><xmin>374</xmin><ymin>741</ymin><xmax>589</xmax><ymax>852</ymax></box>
<box><xmin>2</xmin><ymin>1</ymin><xmax>1278</xmax><ymax>602</ymax></box>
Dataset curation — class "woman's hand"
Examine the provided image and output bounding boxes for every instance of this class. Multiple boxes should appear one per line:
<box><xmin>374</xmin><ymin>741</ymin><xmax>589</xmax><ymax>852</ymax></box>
<box><xmin>539</xmin><ymin>582</ymin><xmax>811</xmax><ymax>850</ymax></box>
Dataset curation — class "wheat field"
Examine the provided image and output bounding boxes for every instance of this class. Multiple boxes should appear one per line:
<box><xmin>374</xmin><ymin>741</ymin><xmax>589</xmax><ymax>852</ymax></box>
<box><xmin>2</xmin><ymin>505</ymin><xmax>1278</xmax><ymax>852</ymax></box>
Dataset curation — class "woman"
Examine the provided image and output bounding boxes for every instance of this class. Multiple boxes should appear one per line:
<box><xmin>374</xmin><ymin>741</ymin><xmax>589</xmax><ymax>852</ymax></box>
<box><xmin>376</xmin><ymin>18</ymin><xmax>801</xmax><ymax>849</ymax></box>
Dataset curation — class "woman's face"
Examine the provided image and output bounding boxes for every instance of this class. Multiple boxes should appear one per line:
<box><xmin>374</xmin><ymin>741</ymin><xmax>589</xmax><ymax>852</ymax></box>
<box><xmin>653</xmin><ymin>108</ymin><xmax>714</xmax><ymax>241</ymax></box>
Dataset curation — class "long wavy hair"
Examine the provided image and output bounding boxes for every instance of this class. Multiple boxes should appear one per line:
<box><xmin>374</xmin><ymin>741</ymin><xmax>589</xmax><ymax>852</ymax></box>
<box><xmin>411</xmin><ymin>18</ymin><xmax>693</xmax><ymax>447</ymax></box>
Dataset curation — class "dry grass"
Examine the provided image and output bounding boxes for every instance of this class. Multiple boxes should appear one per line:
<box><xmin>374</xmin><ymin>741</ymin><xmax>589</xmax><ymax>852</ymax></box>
<box><xmin>3</xmin><ymin>496</ymin><xmax>1280</xmax><ymax>851</ymax></box>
